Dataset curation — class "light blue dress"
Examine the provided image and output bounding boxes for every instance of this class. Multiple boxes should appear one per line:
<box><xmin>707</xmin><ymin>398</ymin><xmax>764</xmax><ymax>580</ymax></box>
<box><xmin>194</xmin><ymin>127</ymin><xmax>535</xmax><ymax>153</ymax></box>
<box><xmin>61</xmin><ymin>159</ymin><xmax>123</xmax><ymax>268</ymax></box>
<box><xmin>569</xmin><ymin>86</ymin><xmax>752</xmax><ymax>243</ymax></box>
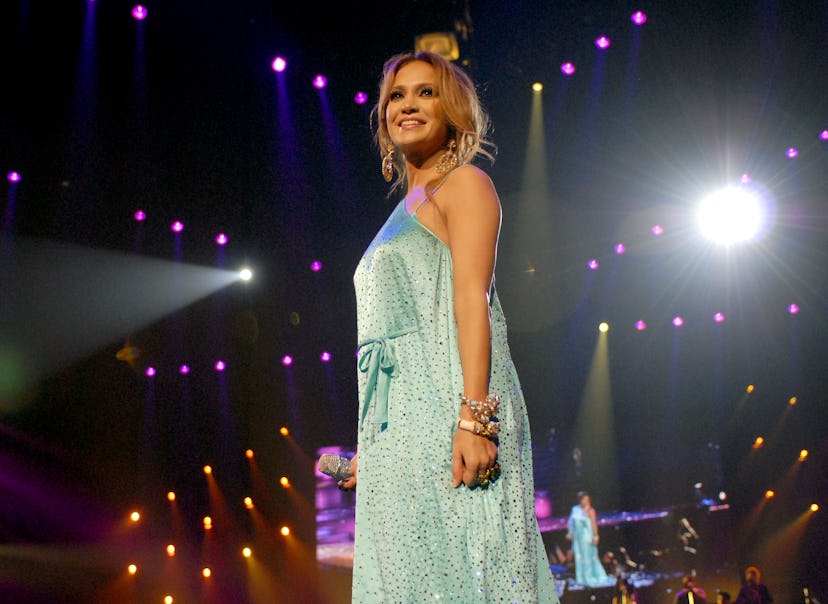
<box><xmin>351</xmin><ymin>200</ymin><xmax>559</xmax><ymax>603</ymax></box>
<box><xmin>567</xmin><ymin>504</ymin><xmax>609</xmax><ymax>587</ymax></box>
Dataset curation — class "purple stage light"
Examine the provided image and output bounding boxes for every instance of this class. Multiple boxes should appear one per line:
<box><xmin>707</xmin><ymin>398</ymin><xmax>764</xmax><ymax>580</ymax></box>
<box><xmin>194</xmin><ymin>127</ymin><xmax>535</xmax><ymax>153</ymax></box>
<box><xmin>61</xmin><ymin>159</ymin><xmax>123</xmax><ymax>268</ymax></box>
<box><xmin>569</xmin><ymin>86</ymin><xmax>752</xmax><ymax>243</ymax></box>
<box><xmin>6</xmin><ymin>171</ymin><xmax>21</xmax><ymax>183</ymax></box>
<box><xmin>785</xmin><ymin>147</ymin><xmax>799</xmax><ymax>158</ymax></box>
<box><xmin>652</xmin><ymin>224</ymin><xmax>664</xmax><ymax>236</ymax></box>
<box><xmin>631</xmin><ymin>11</ymin><xmax>648</xmax><ymax>25</ymax></box>
<box><xmin>595</xmin><ymin>36</ymin><xmax>611</xmax><ymax>50</ymax></box>
<box><xmin>713</xmin><ymin>312</ymin><xmax>726</xmax><ymax>323</ymax></box>
<box><xmin>131</xmin><ymin>5</ymin><xmax>147</xmax><ymax>20</ymax></box>
<box><xmin>614</xmin><ymin>243</ymin><xmax>626</xmax><ymax>255</ymax></box>
<box><xmin>740</xmin><ymin>173</ymin><xmax>751</xmax><ymax>184</ymax></box>
<box><xmin>134</xmin><ymin>210</ymin><xmax>146</xmax><ymax>221</ymax></box>
<box><xmin>788</xmin><ymin>303</ymin><xmax>799</xmax><ymax>315</ymax></box>
<box><xmin>354</xmin><ymin>91</ymin><xmax>368</xmax><ymax>105</ymax></box>
<box><xmin>560</xmin><ymin>62</ymin><xmax>576</xmax><ymax>76</ymax></box>
<box><xmin>145</xmin><ymin>366</ymin><xmax>156</xmax><ymax>377</ymax></box>
<box><xmin>587</xmin><ymin>259</ymin><xmax>600</xmax><ymax>270</ymax></box>
<box><xmin>216</xmin><ymin>233</ymin><xmax>228</xmax><ymax>246</ymax></box>
<box><xmin>635</xmin><ymin>320</ymin><xmax>647</xmax><ymax>331</ymax></box>
<box><xmin>171</xmin><ymin>221</ymin><xmax>184</xmax><ymax>233</ymax></box>
<box><xmin>820</xmin><ymin>130</ymin><xmax>828</xmax><ymax>141</ymax></box>
<box><xmin>672</xmin><ymin>316</ymin><xmax>684</xmax><ymax>327</ymax></box>
<box><xmin>179</xmin><ymin>364</ymin><xmax>190</xmax><ymax>374</ymax></box>
<box><xmin>310</xmin><ymin>260</ymin><xmax>323</xmax><ymax>272</ymax></box>
<box><xmin>281</xmin><ymin>355</ymin><xmax>293</xmax><ymax>366</ymax></box>
<box><xmin>320</xmin><ymin>351</ymin><xmax>331</xmax><ymax>362</ymax></box>
<box><xmin>313</xmin><ymin>75</ymin><xmax>327</xmax><ymax>89</ymax></box>
<box><xmin>214</xmin><ymin>360</ymin><xmax>226</xmax><ymax>371</ymax></box>
<box><xmin>271</xmin><ymin>57</ymin><xmax>287</xmax><ymax>72</ymax></box>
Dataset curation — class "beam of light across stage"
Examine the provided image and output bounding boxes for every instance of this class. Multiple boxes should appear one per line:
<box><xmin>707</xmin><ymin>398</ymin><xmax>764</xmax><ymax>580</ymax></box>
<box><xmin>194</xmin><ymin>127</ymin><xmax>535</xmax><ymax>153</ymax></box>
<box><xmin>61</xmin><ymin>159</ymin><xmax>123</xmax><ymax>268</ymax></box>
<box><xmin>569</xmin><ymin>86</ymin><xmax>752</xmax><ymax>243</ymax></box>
<box><xmin>0</xmin><ymin>236</ymin><xmax>245</xmax><ymax>410</ymax></box>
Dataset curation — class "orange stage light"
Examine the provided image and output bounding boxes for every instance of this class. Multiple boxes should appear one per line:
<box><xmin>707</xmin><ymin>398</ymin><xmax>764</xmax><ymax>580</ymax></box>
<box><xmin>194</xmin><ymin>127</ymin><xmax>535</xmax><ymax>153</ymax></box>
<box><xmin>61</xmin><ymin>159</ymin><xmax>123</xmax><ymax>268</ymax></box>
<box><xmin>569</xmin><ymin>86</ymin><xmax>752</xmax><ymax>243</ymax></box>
<box><xmin>753</xmin><ymin>436</ymin><xmax>764</xmax><ymax>449</ymax></box>
<box><xmin>244</xmin><ymin>497</ymin><xmax>254</xmax><ymax>509</ymax></box>
<box><xmin>245</xmin><ymin>449</ymin><xmax>254</xmax><ymax>459</ymax></box>
<box><xmin>280</xmin><ymin>426</ymin><xmax>289</xmax><ymax>436</ymax></box>
<box><xmin>130</xmin><ymin>511</ymin><xmax>141</xmax><ymax>522</ymax></box>
<box><xmin>280</xmin><ymin>476</ymin><xmax>290</xmax><ymax>488</ymax></box>
<box><xmin>167</xmin><ymin>491</ymin><xmax>176</xmax><ymax>502</ymax></box>
<box><xmin>203</xmin><ymin>465</ymin><xmax>212</xmax><ymax>475</ymax></box>
<box><xmin>280</xmin><ymin>526</ymin><xmax>290</xmax><ymax>536</ymax></box>
<box><xmin>799</xmin><ymin>449</ymin><xmax>809</xmax><ymax>461</ymax></box>
<box><xmin>166</xmin><ymin>544</ymin><xmax>176</xmax><ymax>557</ymax></box>
<box><xmin>128</xmin><ymin>564</ymin><xmax>138</xmax><ymax>575</ymax></box>
<box><xmin>764</xmin><ymin>490</ymin><xmax>775</xmax><ymax>499</ymax></box>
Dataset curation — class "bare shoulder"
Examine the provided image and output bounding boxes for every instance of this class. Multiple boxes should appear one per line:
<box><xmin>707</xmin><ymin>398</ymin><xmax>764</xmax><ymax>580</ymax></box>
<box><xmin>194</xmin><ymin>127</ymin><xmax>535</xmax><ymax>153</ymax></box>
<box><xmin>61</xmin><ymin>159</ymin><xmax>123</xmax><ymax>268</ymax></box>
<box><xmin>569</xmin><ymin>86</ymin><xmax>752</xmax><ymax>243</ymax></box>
<box><xmin>438</xmin><ymin>164</ymin><xmax>501</xmax><ymax>217</ymax></box>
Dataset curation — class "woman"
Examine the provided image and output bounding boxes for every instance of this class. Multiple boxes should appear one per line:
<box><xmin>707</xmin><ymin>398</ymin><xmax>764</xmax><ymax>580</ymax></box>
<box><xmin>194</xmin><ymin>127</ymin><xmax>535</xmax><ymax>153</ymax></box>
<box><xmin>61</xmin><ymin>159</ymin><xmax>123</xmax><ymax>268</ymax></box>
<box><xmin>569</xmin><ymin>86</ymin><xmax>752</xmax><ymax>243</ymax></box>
<box><xmin>341</xmin><ymin>51</ymin><xmax>559</xmax><ymax>603</ymax></box>
<box><xmin>566</xmin><ymin>491</ymin><xmax>610</xmax><ymax>587</ymax></box>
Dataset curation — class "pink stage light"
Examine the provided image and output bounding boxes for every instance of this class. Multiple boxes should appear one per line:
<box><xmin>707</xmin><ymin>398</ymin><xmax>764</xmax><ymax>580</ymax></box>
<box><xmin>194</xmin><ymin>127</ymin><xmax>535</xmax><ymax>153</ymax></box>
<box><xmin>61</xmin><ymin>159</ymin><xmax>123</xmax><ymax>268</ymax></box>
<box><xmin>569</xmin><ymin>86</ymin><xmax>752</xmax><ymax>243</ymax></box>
<box><xmin>672</xmin><ymin>316</ymin><xmax>684</xmax><ymax>327</ymax></box>
<box><xmin>133</xmin><ymin>210</ymin><xmax>146</xmax><ymax>221</ymax></box>
<box><xmin>651</xmin><ymin>224</ymin><xmax>664</xmax><ymax>236</ymax></box>
<box><xmin>587</xmin><ymin>259</ymin><xmax>600</xmax><ymax>270</ymax></box>
<box><xmin>785</xmin><ymin>147</ymin><xmax>799</xmax><ymax>158</ymax></box>
<box><xmin>740</xmin><ymin>173</ymin><xmax>751</xmax><ymax>184</ymax></box>
<box><xmin>216</xmin><ymin>233</ymin><xmax>228</xmax><ymax>246</ymax></box>
<box><xmin>6</xmin><ymin>171</ymin><xmax>21</xmax><ymax>183</ymax></box>
<box><xmin>131</xmin><ymin>5</ymin><xmax>147</xmax><ymax>20</ymax></box>
<box><xmin>282</xmin><ymin>355</ymin><xmax>293</xmax><ymax>366</ymax></box>
<box><xmin>614</xmin><ymin>243</ymin><xmax>626</xmax><ymax>255</ymax></box>
<box><xmin>595</xmin><ymin>36</ymin><xmax>611</xmax><ymax>50</ymax></box>
<box><xmin>145</xmin><ymin>366</ymin><xmax>156</xmax><ymax>377</ymax></box>
<box><xmin>271</xmin><ymin>57</ymin><xmax>287</xmax><ymax>72</ymax></box>
<box><xmin>320</xmin><ymin>351</ymin><xmax>331</xmax><ymax>363</ymax></box>
<box><xmin>713</xmin><ymin>312</ymin><xmax>726</xmax><ymax>323</ymax></box>
<box><xmin>310</xmin><ymin>260</ymin><xmax>323</xmax><ymax>272</ymax></box>
<box><xmin>354</xmin><ymin>91</ymin><xmax>368</xmax><ymax>105</ymax></box>
<box><xmin>214</xmin><ymin>360</ymin><xmax>226</xmax><ymax>371</ymax></box>
<box><xmin>788</xmin><ymin>303</ymin><xmax>800</xmax><ymax>315</ymax></box>
<box><xmin>631</xmin><ymin>11</ymin><xmax>648</xmax><ymax>25</ymax></box>
<box><xmin>179</xmin><ymin>365</ymin><xmax>190</xmax><ymax>374</ymax></box>
<box><xmin>171</xmin><ymin>221</ymin><xmax>184</xmax><ymax>233</ymax></box>
<box><xmin>312</xmin><ymin>75</ymin><xmax>327</xmax><ymax>89</ymax></box>
<box><xmin>820</xmin><ymin>130</ymin><xmax>828</xmax><ymax>141</ymax></box>
<box><xmin>635</xmin><ymin>320</ymin><xmax>647</xmax><ymax>331</ymax></box>
<box><xmin>560</xmin><ymin>62</ymin><xmax>576</xmax><ymax>76</ymax></box>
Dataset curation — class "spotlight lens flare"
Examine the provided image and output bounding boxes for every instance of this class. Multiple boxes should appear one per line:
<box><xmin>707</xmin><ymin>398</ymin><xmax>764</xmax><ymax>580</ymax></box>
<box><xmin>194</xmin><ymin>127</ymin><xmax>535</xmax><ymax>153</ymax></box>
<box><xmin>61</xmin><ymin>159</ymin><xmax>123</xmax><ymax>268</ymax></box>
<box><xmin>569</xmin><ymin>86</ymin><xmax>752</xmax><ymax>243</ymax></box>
<box><xmin>271</xmin><ymin>56</ymin><xmax>287</xmax><ymax>72</ymax></box>
<box><xmin>697</xmin><ymin>187</ymin><xmax>764</xmax><ymax>244</ymax></box>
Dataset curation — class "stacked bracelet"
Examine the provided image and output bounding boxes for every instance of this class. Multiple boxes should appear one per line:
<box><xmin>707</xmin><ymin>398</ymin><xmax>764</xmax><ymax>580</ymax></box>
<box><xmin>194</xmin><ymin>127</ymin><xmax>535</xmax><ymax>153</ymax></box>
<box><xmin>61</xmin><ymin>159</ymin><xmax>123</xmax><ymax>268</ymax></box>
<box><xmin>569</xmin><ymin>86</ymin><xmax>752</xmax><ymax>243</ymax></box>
<box><xmin>456</xmin><ymin>417</ymin><xmax>500</xmax><ymax>439</ymax></box>
<box><xmin>457</xmin><ymin>393</ymin><xmax>500</xmax><ymax>440</ymax></box>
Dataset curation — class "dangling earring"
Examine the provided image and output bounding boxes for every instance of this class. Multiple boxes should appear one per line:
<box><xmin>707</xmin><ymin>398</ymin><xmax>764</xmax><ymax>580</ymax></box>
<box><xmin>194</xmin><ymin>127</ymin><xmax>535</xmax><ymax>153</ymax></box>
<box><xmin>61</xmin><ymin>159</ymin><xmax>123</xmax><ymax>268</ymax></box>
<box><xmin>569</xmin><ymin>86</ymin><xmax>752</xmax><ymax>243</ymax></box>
<box><xmin>382</xmin><ymin>144</ymin><xmax>395</xmax><ymax>182</ymax></box>
<box><xmin>436</xmin><ymin>139</ymin><xmax>458</xmax><ymax>175</ymax></box>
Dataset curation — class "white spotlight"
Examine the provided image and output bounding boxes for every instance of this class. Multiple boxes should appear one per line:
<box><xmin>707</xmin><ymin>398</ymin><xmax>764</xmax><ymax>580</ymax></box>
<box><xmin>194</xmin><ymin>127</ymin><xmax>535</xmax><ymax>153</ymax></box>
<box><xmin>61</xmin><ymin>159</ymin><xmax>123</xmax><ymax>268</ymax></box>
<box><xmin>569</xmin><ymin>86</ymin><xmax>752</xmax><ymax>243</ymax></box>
<box><xmin>239</xmin><ymin>268</ymin><xmax>253</xmax><ymax>281</ymax></box>
<box><xmin>697</xmin><ymin>187</ymin><xmax>763</xmax><ymax>245</ymax></box>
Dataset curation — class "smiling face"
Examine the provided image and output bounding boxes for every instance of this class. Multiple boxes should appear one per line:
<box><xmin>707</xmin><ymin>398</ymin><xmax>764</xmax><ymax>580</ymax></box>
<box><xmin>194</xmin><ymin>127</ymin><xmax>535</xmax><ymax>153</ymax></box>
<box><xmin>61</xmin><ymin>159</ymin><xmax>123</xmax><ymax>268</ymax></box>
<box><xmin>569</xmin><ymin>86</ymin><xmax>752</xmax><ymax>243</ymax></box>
<box><xmin>384</xmin><ymin>60</ymin><xmax>449</xmax><ymax>165</ymax></box>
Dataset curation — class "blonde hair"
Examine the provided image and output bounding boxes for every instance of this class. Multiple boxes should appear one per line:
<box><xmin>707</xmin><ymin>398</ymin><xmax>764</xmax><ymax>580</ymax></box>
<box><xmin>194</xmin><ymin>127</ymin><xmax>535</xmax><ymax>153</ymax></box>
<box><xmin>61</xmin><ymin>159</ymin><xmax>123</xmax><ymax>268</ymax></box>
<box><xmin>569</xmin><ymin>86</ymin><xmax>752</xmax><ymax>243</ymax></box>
<box><xmin>370</xmin><ymin>51</ymin><xmax>495</xmax><ymax>195</ymax></box>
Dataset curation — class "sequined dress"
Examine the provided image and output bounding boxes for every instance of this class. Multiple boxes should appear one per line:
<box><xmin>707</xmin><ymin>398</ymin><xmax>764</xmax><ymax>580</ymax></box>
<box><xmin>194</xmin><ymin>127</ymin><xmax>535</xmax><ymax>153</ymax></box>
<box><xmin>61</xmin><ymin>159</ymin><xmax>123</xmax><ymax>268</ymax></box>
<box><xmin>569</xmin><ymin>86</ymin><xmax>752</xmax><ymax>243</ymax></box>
<box><xmin>567</xmin><ymin>505</ymin><xmax>610</xmax><ymax>587</ymax></box>
<box><xmin>351</xmin><ymin>199</ymin><xmax>559</xmax><ymax>603</ymax></box>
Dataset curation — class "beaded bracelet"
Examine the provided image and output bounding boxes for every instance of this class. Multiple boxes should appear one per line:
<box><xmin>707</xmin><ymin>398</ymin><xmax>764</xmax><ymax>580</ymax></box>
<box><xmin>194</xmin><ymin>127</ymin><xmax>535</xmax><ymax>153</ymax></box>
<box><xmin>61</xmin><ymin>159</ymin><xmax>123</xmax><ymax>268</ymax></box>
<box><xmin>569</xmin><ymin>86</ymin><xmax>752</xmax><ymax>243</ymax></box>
<box><xmin>456</xmin><ymin>417</ymin><xmax>500</xmax><ymax>440</ymax></box>
<box><xmin>459</xmin><ymin>393</ymin><xmax>500</xmax><ymax>425</ymax></box>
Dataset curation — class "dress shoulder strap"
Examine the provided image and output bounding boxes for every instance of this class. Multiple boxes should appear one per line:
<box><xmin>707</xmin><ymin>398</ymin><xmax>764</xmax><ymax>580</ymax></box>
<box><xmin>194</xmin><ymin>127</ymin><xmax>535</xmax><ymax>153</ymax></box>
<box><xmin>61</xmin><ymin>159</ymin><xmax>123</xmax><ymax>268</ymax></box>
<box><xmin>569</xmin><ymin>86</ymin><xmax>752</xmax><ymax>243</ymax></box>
<box><xmin>411</xmin><ymin>166</ymin><xmax>460</xmax><ymax>214</ymax></box>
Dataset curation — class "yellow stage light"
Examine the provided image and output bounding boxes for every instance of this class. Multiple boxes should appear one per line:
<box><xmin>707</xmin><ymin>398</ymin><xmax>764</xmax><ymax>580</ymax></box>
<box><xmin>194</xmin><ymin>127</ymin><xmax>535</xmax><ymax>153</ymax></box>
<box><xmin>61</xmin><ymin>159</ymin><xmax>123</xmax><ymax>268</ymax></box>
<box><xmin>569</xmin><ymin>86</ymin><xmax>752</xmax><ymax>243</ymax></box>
<box><xmin>245</xmin><ymin>449</ymin><xmax>254</xmax><ymax>459</ymax></box>
<box><xmin>203</xmin><ymin>465</ymin><xmax>212</xmax><ymax>475</ymax></box>
<box><xmin>202</xmin><ymin>567</ymin><xmax>212</xmax><ymax>578</ymax></box>
<box><xmin>128</xmin><ymin>564</ymin><xmax>138</xmax><ymax>575</ymax></box>
<box><xmin>280</xmin><ymin>476</ymin><xmax>290</xmax><ymax>488</ymax></box>
<box><xmin>280</xmin><ymin>526</ymin><xmax>291</xmax><ymax>536</ymax></box>
<box><xmin>764</xmin><ymin>490</ymin><xmax>775</xmax><ymax>499</ymax></box>
<box><xmin>753</xmin><ymin>436</ymin><xmax>764</xmax><ymax>449</ymax></box>
<box><xmin>746</xmin><ymin>384</ymin><xmax>755</xmax><ymax>393</ymax></box>
<box><xmin>811</xmin><ymin>504</ymin><xmax>819</xmax><ymax>512</ymax></box>
<box><xmin>242</xmin><ymin>547</ymin><xmax>252</xmax><ymax>558</ymax></box>
<box><xmin>166</xmin><ymin>544</ymin><xmax>176</xmax><ymax>557</ymax></box>
<box><xmin>279</xmin><ymin>426</ymin><xmax>289</xmax><ymax>436</ymax></box>
<box><xmin>164</xmin><ymin>596</ymin><xmax>173</xmax><ymax>604</ymax></box>
<box><xmin>532</xmin><ymin>82</ymin><xmax>543</xmax><ymax>92</ymax></box>
<box><xmin>203</xmin><ymin>516</ymin><xmax>213</xmax><ymax>530</ymax></box>
<box><xmin>167</xmin><ymin>491</ymin><xmax>176</xmax><ymax>502</ymax></box>
<box><xmin>789</xmin><ymin>396</ymin><xmax>797</xmax><ymax>406</ymax></box>
<box><xmin>799</xmin><ymin>449</ymin><xmax>809</xmax><ymax>461</ymax></box>
<box><xmin>244</xmin><ymin>497</ymin><xmax>254</xmax><ymax>509</ymax></box>
<box><xmin>130</xmin><ymin>511</ymin><xmax>141</xmax><ymax>522</ymax></box>
<box><xmin>598</xmin><ymin>322</ymin><xmax>609</xmax><ymax>333</ymax></box>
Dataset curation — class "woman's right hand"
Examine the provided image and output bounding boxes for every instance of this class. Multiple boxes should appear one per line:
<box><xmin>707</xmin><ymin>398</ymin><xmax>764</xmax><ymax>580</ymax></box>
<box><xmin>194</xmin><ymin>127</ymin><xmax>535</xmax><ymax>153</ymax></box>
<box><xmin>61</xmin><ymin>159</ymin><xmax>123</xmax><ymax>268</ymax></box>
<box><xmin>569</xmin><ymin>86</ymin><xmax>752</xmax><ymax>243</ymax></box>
<box><xmin>338</xmin><ymin>454</ymin><xmax>358</xmax><ymax>491</ymax></box>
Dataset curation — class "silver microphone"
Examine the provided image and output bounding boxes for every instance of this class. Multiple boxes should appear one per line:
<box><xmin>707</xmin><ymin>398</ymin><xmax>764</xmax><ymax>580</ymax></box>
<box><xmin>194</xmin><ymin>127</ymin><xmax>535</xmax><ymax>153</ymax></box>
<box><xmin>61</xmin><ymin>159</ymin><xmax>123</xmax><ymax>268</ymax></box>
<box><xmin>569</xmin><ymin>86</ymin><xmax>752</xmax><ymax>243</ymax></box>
<box><xmin>317</xmin><ymin>454</ymin><xmax>353</xmax><ymax>481</ymax></box>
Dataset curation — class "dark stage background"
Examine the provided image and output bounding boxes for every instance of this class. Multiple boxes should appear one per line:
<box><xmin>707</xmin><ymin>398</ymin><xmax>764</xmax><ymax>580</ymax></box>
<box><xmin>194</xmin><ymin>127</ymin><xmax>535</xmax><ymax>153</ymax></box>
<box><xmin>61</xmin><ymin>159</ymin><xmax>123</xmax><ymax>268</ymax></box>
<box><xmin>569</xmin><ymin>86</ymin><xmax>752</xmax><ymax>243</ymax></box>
<box><xmin>2</xmin><ymin>1</ymin><xmax>827</xmax><ymax>602</ymax></box>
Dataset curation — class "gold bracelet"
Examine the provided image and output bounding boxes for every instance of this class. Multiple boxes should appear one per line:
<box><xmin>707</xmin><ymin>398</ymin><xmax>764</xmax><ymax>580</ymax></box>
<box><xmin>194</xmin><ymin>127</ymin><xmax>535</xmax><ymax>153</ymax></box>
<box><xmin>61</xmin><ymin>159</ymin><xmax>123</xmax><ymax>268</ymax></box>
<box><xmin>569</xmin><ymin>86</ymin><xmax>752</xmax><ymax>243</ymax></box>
<box><xmin>456</xmin><ymin>417</ymin><xmax>500</xmax><ymax>440</ymax></box>
<box><xmin>459</xmin><ymin>393</ymin><xmax>500</xmax><ymax>426</ymax></box>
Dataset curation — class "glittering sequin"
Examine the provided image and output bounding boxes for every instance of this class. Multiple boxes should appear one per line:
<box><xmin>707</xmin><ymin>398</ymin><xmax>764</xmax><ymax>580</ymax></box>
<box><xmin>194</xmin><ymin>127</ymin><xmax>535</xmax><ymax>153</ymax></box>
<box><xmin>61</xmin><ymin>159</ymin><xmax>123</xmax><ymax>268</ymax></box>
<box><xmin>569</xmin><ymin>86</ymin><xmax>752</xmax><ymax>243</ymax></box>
<box><xmin>351</xmin><ymin>201</ymin><xmax>560</xmax><ymax>603</ymax></box>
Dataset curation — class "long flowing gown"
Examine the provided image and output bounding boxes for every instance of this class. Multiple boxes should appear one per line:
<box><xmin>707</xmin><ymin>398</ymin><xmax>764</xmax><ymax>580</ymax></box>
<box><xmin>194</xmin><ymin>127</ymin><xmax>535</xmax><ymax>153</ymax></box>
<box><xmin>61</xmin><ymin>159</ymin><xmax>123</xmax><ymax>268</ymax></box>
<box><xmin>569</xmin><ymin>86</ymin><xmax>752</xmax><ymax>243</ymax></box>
<box><xmin>567</xmin><ymin>504</ymin><xmax>610</xmax><ymax>587</ymax></box>
<box><xmin>351</xmin><ymin>200</ymin><xmax>559</xmax><ymax>603</ymax></box>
